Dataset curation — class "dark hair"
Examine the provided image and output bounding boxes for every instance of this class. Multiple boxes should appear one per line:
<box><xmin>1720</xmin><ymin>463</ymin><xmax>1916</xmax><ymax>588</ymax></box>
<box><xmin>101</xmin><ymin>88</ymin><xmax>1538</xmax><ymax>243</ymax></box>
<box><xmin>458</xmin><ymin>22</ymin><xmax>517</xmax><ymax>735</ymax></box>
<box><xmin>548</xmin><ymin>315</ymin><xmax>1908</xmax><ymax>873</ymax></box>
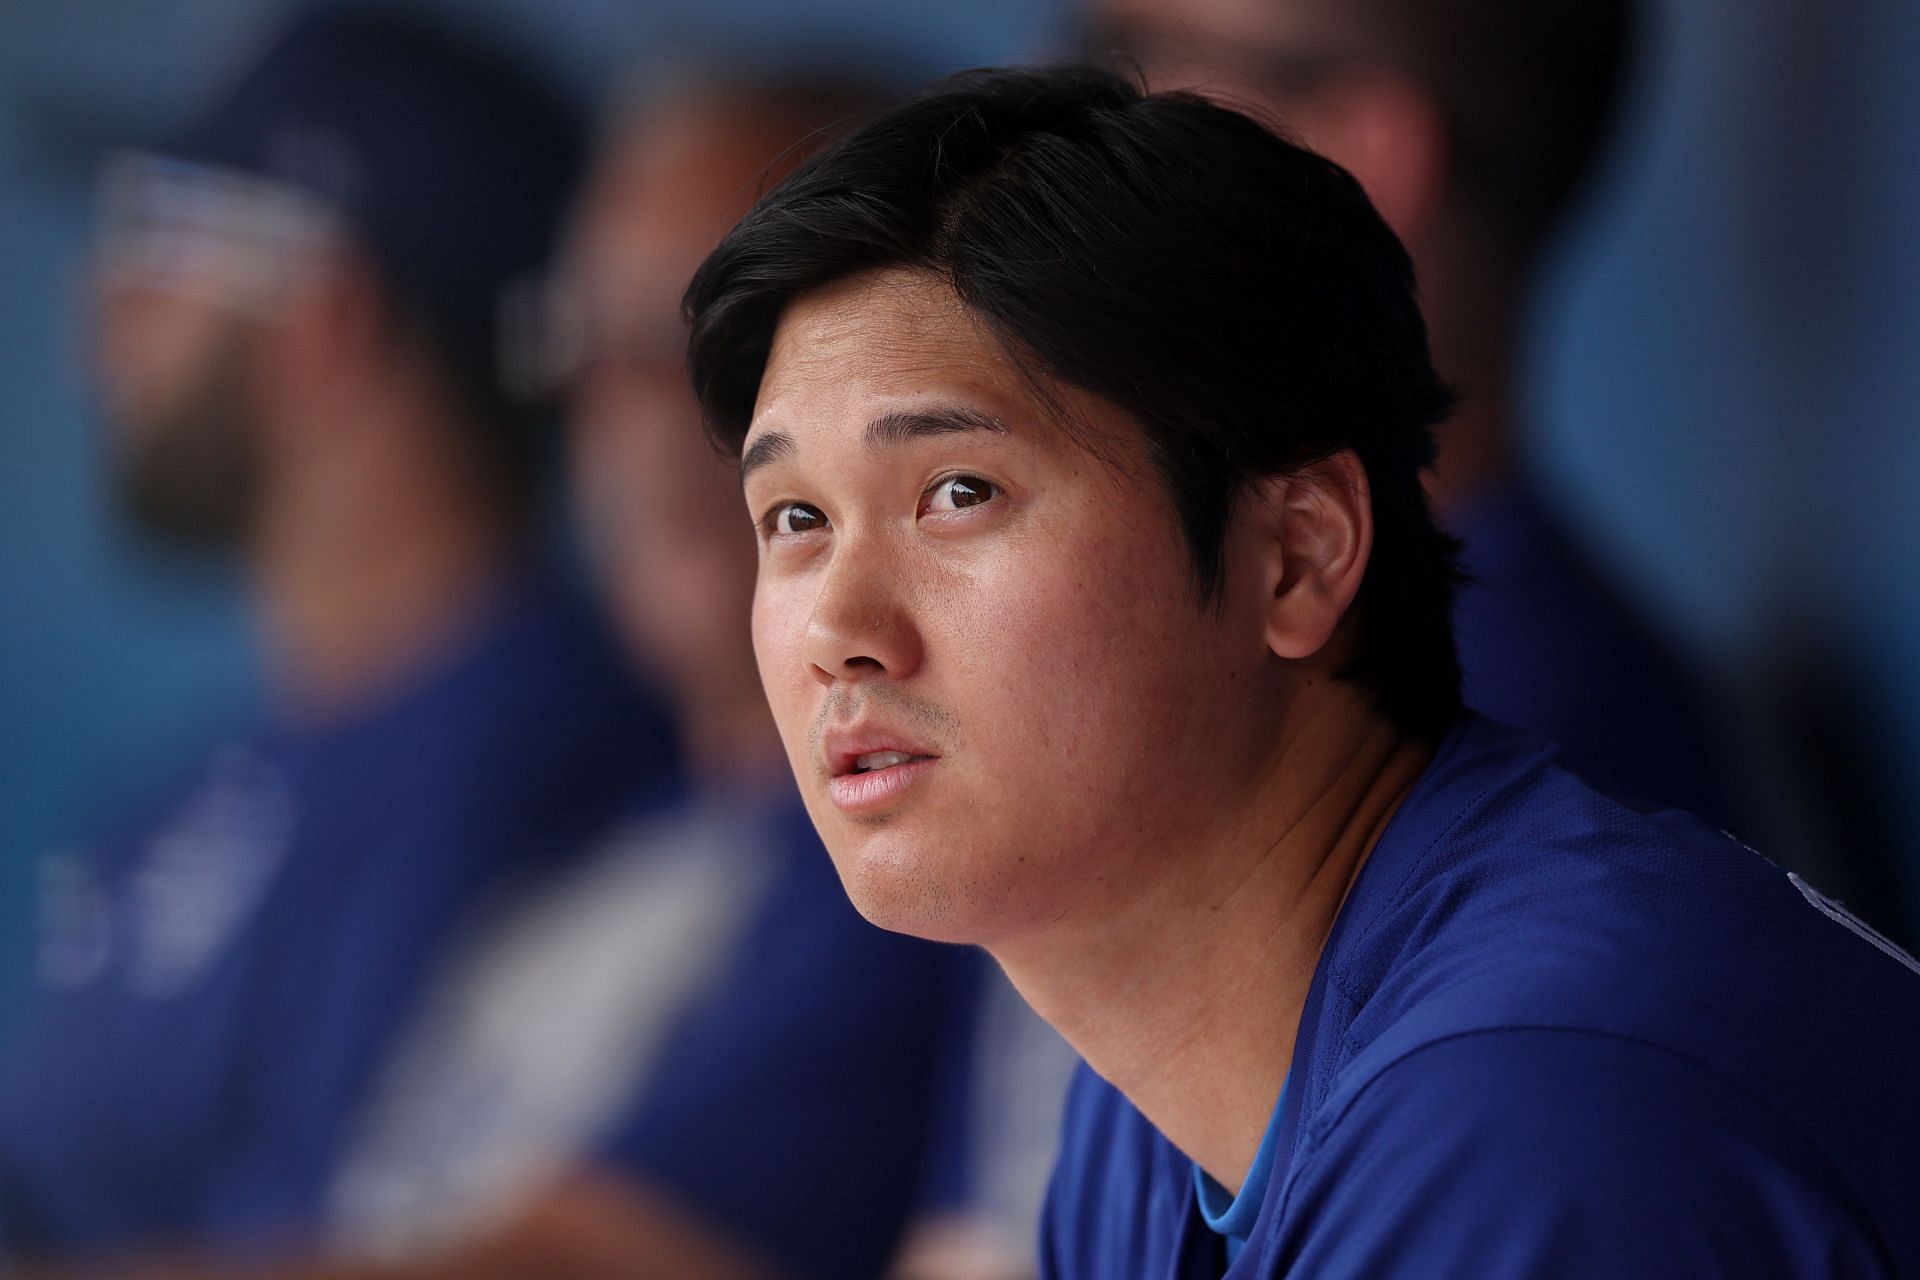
<box><xmin>684</xmin><ymin>65</ymin><xmax>1462</xmax><ymax>739</ymax></box>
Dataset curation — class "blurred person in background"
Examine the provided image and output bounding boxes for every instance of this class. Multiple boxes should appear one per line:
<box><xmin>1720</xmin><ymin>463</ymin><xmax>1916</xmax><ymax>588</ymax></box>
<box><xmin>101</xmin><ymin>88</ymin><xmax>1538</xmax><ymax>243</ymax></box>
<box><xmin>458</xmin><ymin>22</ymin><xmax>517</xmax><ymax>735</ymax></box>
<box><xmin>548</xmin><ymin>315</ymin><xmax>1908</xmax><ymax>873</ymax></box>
<box><xmin>5</xmin><ymin>55</ymin><xmax>980</xmax><ymax>1280</ymax></box>
<box><xmin>1084</xmin><ymin>0</ymin><xmax>1745</xmax><ymax>828</ymax></box>
<box><xmin>888</xmin><ymin>971</ymin><xmax>1080</xmax><ymax>1280</ymax></box>
<box><xmin>0</xmin><ymin>4</ymin><xmax>676</xmax><ymax>1266</ymax></box>
<box><xmin>320</xmin><ymin>69</ymin><xmax>973</xmax><ymax>1278</ymax></box>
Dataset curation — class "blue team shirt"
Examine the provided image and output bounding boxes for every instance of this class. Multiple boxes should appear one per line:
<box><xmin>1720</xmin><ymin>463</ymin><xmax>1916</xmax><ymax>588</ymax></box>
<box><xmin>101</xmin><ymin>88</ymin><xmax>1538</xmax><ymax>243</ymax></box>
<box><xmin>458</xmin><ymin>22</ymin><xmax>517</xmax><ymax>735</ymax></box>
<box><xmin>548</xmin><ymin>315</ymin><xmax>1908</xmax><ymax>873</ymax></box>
<box><xmin>1193</xmin><ymin>1083</ymin><xmax>1284</xmax><ymax>1266</ymax></box>
<box><xmin>596</xmin><ymin>796</ymin><xmax>978</xmax><ymax>1280</ymax></box>
<box><xmin>316</xmin><ymin>782</ymin><xmax>976</xmax><ymax>1280</ymax></box>
<box><xmin>1452</xmin><ymin>480</ymin><xmax>1738</xmax><ymax>828</ymax></box>
<box><xmin>1041</xmin><ymin>716</ymin><xmax>1920</xmax><ymax>1279</ymax></box>
<box><xmin>0</xmin><ymin>578</ymin><xmax>674</xmax><ymax>1257</ymax></box>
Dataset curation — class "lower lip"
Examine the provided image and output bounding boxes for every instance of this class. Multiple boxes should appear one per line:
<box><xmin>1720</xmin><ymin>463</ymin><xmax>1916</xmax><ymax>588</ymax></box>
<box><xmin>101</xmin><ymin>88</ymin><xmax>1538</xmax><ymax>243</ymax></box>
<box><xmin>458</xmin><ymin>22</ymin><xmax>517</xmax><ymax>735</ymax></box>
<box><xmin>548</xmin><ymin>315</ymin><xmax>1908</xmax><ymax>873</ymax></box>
<box><xmin>828</xmin><ymin>758</ymin><xmax>938</xmax><ymax>815</ymax></box>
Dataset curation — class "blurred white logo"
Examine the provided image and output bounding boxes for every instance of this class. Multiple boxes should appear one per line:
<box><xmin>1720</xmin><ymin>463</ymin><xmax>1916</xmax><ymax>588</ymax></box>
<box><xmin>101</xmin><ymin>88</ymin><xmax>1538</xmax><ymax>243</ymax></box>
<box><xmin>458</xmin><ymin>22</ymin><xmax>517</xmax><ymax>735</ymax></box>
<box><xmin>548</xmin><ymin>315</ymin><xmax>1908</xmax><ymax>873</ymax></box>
<box><xmin>127</xmin><ymin>745</ymin><xmax>297</xmax><ymax>998</ymax></box>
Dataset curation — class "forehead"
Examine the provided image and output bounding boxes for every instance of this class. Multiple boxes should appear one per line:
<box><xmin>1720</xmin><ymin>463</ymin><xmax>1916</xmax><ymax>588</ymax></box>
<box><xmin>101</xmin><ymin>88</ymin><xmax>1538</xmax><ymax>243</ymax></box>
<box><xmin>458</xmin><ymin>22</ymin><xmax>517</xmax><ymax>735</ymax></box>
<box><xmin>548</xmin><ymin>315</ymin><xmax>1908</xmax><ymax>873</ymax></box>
<box><xmin>750</xmin><ymin>269</ymin><xmax>1080</xmax><ymax>450</ymax></box>
<box><xmin>760</xmin><ymin>272</ymin><xmax>1000</xmax><ymax>398</ymax></box>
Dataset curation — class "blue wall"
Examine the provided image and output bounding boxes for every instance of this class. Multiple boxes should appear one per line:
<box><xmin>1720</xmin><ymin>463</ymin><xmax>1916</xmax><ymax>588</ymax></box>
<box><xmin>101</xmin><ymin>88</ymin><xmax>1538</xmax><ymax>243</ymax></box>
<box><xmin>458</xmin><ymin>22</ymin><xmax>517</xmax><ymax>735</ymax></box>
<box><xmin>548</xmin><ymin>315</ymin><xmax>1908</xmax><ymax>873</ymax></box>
<box><xmin>1528</xmin><ymin>0</ymin><xmax>1920</xmax><ymax>917</ymax></box>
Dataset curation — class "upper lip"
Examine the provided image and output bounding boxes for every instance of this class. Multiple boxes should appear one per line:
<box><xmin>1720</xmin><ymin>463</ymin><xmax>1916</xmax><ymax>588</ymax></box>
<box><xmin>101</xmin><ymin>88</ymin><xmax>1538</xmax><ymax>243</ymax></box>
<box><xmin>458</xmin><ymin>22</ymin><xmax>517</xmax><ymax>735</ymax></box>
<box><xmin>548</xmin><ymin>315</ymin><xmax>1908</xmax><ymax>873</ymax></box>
<box><xmin>822</xmin><ymin>723</ymin><xmax>939</xmax><ymax>777</ymax></box>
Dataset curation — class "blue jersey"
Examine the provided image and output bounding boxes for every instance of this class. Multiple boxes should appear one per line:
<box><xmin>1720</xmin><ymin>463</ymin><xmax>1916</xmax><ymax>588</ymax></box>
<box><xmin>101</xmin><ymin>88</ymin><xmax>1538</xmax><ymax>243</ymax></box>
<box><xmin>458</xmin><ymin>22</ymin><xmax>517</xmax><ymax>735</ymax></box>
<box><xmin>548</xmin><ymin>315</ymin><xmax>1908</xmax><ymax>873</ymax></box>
<box><xmin>596</xmin><ymin>797</ymin><xmax>978</xmax><ymax>1280</ymax></box>
<box><xmin>0</xmin><ymin>579</ymin><xmax>673</xmax><ymax>1257</ymax></box>
<box><xmin>1042</xmin><ymin>716</ymin><xmax>1920</xmax><ymax>1279</ymax></box>
<box><xmin>908</xmin><ymin>953</ymin><xmax>1081</xmax><ymax>1260</ymax></box>
<box><xmin>322</xmin><ymin>790</ymin><xmax>974</xmax><ymax>1280</ymax></box>
<box><xmin>1452</xmin><ymin>480</ymin><xmax>1738</xmax><ymax>828</ymax></box>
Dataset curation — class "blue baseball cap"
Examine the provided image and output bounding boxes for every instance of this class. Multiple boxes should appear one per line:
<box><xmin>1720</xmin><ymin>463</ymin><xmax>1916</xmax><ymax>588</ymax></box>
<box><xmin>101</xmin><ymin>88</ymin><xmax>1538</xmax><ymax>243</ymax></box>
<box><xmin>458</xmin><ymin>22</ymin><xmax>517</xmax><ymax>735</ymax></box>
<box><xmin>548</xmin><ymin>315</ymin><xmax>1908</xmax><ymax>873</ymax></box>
<box><xmin>139</xmin><ymin>4</ymin><xmax>587</xmax><ymax>428</ymax></box>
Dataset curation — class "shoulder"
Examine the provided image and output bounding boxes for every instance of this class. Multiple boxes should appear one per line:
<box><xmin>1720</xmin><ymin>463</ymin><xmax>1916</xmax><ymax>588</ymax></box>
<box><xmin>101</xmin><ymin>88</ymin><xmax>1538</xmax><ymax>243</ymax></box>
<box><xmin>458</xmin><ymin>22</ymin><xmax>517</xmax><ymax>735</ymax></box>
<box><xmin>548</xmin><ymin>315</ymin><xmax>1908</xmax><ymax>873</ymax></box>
<box><xmin>1342</xmin><ymin>776</ymin><xmax>1920</xmax><ymax>1073</ymax></box>
<box><xmin>1262</xmin><ymin>1026</ymin><xmax>1908</xmax><ymax>1278</ymax></box>
<box><xmin>1287</xmin><ymin>724</ymin><xmax>1920</xmax><ymax>1274</ymax></box>
<box><xmin>1334</xmin><ymin>725</ymin><xmax>1915</xmax><ymax>1054</ymax></box>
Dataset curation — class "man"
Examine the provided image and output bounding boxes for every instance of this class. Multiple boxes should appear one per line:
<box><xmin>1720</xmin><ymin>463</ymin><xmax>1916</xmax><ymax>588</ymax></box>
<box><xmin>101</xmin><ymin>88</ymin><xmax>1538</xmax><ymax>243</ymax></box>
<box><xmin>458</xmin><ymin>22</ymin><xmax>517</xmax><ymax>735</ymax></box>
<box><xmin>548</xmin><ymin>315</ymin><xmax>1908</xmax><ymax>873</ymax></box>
<box><xmin>1083</xmin><ymin>0</ymin><xmax>1742</xmax><ymax>827</ymax></box>
<box><xmin>681</xmin><ymin>66</ymin><xmax>1920</xmax><ymax>1277</ymax></box>
<box><xmin>0</xmin><ymin>6</ymin><xmax>675</xmax><ymax>1262</ymax></box>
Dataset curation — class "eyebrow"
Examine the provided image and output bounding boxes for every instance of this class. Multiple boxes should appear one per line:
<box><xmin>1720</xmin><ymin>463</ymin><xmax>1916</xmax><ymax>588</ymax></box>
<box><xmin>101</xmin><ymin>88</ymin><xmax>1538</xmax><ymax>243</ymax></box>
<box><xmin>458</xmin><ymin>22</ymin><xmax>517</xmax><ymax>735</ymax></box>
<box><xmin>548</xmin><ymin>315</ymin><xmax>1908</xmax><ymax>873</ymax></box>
<box><xmin>864</xmin><ymin>404</ymin><xmax>1009</xmax><ymax>447</ymax></box>
<box><xmin>739</xmin><ymin>403</ymin><xmax>1009</xmax><ymax>483</ymax></box>
<box><xmin>739</xmin><ymin>431</ymin><xmax>795</xmax><ymax>482</ymax></box>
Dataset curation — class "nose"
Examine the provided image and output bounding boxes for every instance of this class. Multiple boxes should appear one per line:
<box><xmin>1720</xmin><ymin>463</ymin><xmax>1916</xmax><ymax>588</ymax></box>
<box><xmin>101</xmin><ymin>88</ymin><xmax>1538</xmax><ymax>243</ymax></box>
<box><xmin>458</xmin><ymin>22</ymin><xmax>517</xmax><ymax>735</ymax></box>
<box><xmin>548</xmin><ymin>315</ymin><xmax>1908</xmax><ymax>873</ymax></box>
<box><xmin>804</xmin><ymin>536</ymin><xmax>924</xmax><ymax>688</ymax></box>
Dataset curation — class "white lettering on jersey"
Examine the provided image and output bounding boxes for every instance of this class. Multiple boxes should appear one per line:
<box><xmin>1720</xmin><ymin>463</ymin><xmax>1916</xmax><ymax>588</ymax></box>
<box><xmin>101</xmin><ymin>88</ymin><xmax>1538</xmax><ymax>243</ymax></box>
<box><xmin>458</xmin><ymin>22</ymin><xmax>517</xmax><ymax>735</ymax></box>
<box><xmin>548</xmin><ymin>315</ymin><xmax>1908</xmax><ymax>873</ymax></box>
<box><xmin>130</xmin><ymin>746</ymin><xmax>296</xmax><ymax>998</ymax></box>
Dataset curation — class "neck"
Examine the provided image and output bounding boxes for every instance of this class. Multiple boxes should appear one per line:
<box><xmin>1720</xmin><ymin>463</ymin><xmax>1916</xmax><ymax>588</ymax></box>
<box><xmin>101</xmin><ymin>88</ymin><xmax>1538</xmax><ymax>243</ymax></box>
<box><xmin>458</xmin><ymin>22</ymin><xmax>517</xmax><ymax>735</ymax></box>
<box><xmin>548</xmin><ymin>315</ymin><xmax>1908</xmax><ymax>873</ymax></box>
<box><xmin>992</xmin><ymin>696</ymin><xmax>1432</xmax><ymax>1193</ymax></box>
<box><xmin>249</xmin><ymin>388</ymin><xmax>518</xmax><ymax>724</ymax></box>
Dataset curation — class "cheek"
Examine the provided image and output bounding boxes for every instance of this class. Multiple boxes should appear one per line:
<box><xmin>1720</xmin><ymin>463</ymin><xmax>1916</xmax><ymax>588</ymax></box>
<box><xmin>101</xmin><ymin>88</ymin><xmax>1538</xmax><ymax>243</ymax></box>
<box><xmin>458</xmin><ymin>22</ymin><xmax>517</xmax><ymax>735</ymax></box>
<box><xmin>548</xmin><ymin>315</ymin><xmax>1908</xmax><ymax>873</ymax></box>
<box><xmin>96</xmin><ymin>291</ymin><xmax>215</xmax><ymax>436</ymax></box>
<box><xmin>958</xmin><ymin>522</ymin><xmax>1199</xmax><ymax>753</ymax></box>
<box><xmin>751</xmin><ymin>575</ymin><xmax>818</xmax><ymax>757</ymax></box>
<box><xmin>978</xmin><ymin>524</ymin><xmax>1235</xmax><ymax>848</ymax></box>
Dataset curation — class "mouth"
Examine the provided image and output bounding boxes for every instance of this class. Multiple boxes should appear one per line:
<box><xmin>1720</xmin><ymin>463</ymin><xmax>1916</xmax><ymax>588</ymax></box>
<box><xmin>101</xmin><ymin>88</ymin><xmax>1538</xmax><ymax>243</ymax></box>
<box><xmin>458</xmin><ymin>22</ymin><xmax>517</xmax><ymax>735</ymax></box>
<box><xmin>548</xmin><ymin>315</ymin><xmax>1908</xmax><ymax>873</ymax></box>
<box><xmin>823</xmin><ymin>734</ymin><xmax>941</xmax><ymax>816</ymax></box>
<box><xmin>847</xmin><ymin>750</ymin><xmax>935</xmax><ymax>774</ymax></box>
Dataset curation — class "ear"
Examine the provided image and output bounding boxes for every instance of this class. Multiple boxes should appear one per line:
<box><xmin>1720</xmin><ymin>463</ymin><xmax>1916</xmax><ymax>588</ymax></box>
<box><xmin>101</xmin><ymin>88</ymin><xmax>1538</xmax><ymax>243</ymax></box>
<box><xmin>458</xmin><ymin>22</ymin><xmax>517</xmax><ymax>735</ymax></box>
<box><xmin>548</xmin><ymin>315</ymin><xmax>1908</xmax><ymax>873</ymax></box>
<box><xmin>1248</xmin><ymin>450</ymin><xmax>1372</xmax><ymax>662</ymax></box>
<box><xmin>1305</xmin><ymin>70</ymin><xmax>1447</xmax><ymax>247</ymax></box>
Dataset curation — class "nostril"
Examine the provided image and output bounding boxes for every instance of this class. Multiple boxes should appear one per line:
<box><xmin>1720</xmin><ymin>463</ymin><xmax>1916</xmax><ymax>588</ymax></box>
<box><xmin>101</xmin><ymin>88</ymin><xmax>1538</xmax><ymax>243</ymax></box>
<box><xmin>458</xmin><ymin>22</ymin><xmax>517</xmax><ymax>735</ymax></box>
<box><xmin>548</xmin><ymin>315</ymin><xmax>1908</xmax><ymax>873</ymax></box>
<box><xmin>844</xmin><ymin>655</ymin><xmax>885</xmax><ymax>672</ymax></box>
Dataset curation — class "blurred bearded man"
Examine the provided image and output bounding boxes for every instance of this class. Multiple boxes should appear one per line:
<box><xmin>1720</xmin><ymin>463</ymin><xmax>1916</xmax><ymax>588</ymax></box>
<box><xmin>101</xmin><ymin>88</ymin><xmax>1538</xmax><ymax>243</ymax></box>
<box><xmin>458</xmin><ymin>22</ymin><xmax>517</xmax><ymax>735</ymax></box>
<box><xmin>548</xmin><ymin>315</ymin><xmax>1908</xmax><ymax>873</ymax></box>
<box><xmin>0</xmin><ymin>7</ymin><xmax>672</xmax><ymax>1264</ymax></box>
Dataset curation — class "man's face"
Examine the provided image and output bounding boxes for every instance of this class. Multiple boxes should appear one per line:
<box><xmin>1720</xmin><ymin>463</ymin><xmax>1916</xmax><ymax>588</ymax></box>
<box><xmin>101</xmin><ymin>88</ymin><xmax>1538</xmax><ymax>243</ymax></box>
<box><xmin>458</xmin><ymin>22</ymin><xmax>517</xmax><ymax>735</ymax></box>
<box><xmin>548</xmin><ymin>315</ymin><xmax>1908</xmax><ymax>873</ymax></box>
<box><xmin>1088</xmin><ymin>0</ymin><xmax>1353</xmax><ymax>140</ymax></box>
<box><xmin>1093</xmin><ymin>0</ymin><xmax>1330</xmax><ymax>61</ymax></box>
<box><xmin>93</xmin><ymin>280</ymin><xmax>262</xmax><ymax>544</ymax></box>
<box><xmin>743</xmin><ymin>270</ymin><xmax>1283</xmax><ymax>945</ymax></box>
<box><xmin>572</xmin><ymin>356</ymin><xmax>751</xmax><ymax>700</ymax></box>
<box><xmin>564</xmin><ymin>106</ymin><xmax>784</xmax><ymax>703</ymax></box>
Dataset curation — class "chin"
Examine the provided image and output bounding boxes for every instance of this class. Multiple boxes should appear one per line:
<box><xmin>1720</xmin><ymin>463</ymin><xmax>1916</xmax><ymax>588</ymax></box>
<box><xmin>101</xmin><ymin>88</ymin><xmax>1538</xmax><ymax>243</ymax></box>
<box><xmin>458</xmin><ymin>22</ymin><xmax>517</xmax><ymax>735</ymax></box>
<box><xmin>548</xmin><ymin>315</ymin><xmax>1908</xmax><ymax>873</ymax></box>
<box><xmin>826</xmin><ymin>826</ymin><xmax>1003</xmax><ymax>946</ymax></box>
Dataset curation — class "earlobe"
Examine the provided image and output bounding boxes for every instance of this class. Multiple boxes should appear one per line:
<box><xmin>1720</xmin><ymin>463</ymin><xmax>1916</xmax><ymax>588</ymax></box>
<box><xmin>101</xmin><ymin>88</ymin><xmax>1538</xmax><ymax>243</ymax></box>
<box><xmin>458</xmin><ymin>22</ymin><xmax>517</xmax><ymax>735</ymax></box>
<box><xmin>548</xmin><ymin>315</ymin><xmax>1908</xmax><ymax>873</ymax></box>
<box><xmin>1259</xmin><ymin>451</ymin><xmax>1372</xmax><ymax>661</ymax></box>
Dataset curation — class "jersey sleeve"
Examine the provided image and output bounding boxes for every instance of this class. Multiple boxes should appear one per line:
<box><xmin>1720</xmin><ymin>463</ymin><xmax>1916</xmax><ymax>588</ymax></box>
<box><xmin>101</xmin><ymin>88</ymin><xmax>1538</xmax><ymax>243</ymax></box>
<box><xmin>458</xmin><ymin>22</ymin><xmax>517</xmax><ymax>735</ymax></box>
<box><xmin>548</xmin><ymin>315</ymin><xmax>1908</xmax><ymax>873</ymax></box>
<box><xmin>1263</xmin><ymin>1027</ymin><xmax>1895</xmax><ymax>1279</ymax></box>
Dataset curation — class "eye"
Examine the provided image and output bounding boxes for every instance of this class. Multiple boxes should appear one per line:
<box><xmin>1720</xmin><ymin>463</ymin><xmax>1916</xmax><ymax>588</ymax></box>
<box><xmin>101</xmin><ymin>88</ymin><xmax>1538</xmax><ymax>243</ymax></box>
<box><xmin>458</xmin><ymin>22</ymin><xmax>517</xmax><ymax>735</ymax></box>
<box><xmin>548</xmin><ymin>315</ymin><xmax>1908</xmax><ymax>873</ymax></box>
<box><xmin>923</xmin><ymin>475</ymin><xmax>998</xmax><ymax>514</ymax></box>
<box><xmin>767</xmin><ymin>502</ymin><xmax>829</xmax><ymax>536</ymax></box>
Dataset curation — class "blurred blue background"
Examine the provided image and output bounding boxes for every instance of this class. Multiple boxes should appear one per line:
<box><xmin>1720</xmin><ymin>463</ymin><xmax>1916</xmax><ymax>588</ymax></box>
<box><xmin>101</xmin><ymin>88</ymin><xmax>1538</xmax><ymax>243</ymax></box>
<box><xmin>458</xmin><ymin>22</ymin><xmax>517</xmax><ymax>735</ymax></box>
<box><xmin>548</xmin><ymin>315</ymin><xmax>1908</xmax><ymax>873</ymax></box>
<box><xmin>3</xmin><ymin>0</ymin><xmax>1917</xmax><ymax>1025</ymax></box>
